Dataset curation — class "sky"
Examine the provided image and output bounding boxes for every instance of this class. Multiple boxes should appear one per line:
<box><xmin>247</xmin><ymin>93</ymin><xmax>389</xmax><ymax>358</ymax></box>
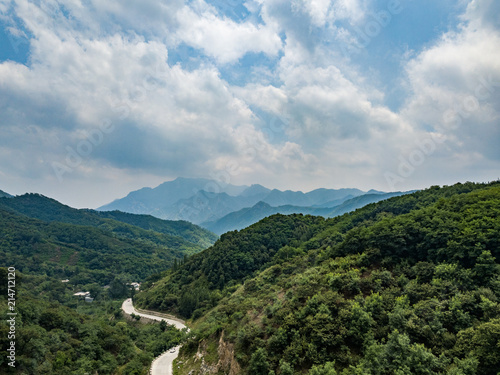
<box><xmin>0</xmin><ymin>0</ymin><xmax>499</xmax><ymax>208</ymax></box>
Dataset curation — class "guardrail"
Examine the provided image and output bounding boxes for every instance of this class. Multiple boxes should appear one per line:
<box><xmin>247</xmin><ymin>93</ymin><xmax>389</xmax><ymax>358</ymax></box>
<box><xmin>134</xmin><ymin>306</ymin><xmax>186</xmax><ymax>325</ymax></box>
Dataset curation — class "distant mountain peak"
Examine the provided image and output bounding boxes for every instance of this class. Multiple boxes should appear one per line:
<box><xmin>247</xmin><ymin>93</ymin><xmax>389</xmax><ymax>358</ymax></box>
<box><xmin>240</xmin><ymin>184</ymin><xmax>271</xmax><ymax>197</ymax></box>
<box><xmin>97</xmin><ymin>178</ymin><xmax>392</xmax><ymax>231</ymax></box>
<box><xmin>366</xmin><ymin>189</ymin><xmax>385</xmax><ymax>194</ymax></box>
<box><xmin>253</xmin><ymin>201</ymin><xmax>272</xmax><ymax>209</ymax></box>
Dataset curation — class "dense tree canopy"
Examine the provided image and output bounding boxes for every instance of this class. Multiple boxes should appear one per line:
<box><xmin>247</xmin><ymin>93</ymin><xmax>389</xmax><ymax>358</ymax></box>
<box><xmin>137</xmin><ymin>181</ymin><xmax>500</xmax><ymax>374</ymax></box>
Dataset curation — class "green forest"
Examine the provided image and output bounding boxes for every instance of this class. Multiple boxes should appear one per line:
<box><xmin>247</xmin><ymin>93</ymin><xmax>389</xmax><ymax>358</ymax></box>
<box><xmin>135</xmin><ymin>181</ymin><xmax>500</xmax><ymax>374</ymax></box>
<box><xmin>0</xmin><ymin>269</ymin><xmax>187</xmax><ymax>374</ymax></box>
<box><xmin>0</xmin><ymin>194</ymin><xmax>216</xmax><ymax>285</ymax></box>
<box><xmin>0</xmin><ymin>194</ymin><xmax>212</xmax><ymax>375</ymax></box>
<box><xmin>0</xmin><ymin>194</ymin><xmax>211</xmax><ymax>374</ymax></box>
<box><xmin>1</xmin><ymin>182</ymin><xmax>499</xmax><ymax>374</ymax></box>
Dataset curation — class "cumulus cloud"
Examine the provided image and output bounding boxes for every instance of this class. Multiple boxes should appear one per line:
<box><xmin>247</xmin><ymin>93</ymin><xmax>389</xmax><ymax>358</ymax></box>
<box><xmin>175</xmin><ymin>4</ymin><xmax>282</xmax><ymax>63</ymax></box>
<box><xmin>0</xmin><ymin>0</ymin><xmax>498</xmax><ymax>207</ymax></box>
<box><xmin>402</xmin><ymin>0</ymin><xmax>500</xmax><ymax>163</ymax></box>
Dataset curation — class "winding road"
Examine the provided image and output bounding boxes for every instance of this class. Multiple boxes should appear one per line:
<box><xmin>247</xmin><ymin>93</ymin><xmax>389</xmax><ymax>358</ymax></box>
<box><xmin>122</xmin><ymin>298</ymin><xmax>187</xmax><ymax>375</ymax></box>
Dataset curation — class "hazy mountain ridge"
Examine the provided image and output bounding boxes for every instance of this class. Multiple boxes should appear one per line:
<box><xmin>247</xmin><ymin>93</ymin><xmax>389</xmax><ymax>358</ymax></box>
<box><xmin>99</xmin><ymin>177</ymin><xmax>249</xmax><ymax>214</ymax></box>
<box><xmin>203</xmin><ymin>191</ymin><xmax>410</xmax><ymax>235</ymax></box>
<box><xmin>97</xmin><ymin>177</ymin><xmax>387</xmax><ymax>230</ymax></box>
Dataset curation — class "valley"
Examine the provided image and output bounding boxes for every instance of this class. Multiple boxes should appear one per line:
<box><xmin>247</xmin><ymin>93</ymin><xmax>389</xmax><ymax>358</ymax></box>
<box><xmin>2</xmin><ymin>181</ymin><xmax>499</xmax><ymax>374</ymax></box>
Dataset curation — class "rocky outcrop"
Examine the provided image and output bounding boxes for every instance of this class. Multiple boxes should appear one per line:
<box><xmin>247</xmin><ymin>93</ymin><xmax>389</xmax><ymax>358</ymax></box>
<box><xmin>192</xmin><ymin>332</ymin><xmax>240</xmax><ymax>375</ymax></box>
<box><xmin>216</xmin><ymin>332</ymin><xmax>241</xmax><ymax>375</ymax></box>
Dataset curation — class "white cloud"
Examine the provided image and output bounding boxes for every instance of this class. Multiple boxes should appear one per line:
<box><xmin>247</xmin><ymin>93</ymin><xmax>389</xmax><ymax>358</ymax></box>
<box><xmin>463</xmin><ymin>0</ymin><xmax>500</xmax><ymax>30</ymax></box>
<box><xmin>402</xmin><ymin>0</ymin><xmax>500</xmax><ymax>163</ymax></box>
<box><xmin>174</xmin><ymin>5</ymin><xmax>282</xmax><ymax>63</ymax></box>
<box><xmin>0</xmin><ymin>1</ymin><xmax>278</xmax><ymax>191</ymax></box>
<box><xmin>0</xmin><ymin>0</ymin><xmax>499</xmax><ymax>207</ymax></box>
<box><xmin>331</xmin><ymin>0</ymin><xmax>366</xmax><ymax>24</ymax></box>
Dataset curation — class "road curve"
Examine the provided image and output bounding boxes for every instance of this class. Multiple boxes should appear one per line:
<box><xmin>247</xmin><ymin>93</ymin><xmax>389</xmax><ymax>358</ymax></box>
<box><xmin>122</xmin><ymin>298</ymin><xmax>187</xmax><ymax>375</ymax></box>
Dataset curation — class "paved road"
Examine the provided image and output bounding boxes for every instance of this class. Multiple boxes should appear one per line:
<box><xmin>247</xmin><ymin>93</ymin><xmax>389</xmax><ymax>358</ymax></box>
<box><xmin>121</xmin><ymin>298</ymin><xmax>187</xmax><ymax>375</ymax></box>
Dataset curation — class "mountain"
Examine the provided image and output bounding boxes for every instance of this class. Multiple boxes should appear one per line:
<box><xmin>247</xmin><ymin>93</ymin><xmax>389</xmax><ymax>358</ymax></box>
<box><xmin>0</xmin><ymin>192</ymin><xmax>196</xmax><ymax>374</ymax></box>
<box><xmin>0</xmin><ymin>193</ymin><xmax>217</xmax><ymax>249</ymax></box>
<box><xmin>0</xmin><ymin>189</ymin><xmax>12</xmax><ymax>198</ymax></box>
<box><xmin>325</xmin><ymin>191</ymin><xmax>413</xmax><ymax>217</ymax></box>
<box><xmin>0</xmin><ymin>193</ymin><xmax>217</xmax><ymax>284</ymax></box>
<box><xmin>239</xmin><ymin>184</ymin><xmax>271</xmax><ymax>198</ymax></box>
<box><xmin>203</xmin><ymin>191</ymin><xmax>410</xmax><ymax>235</ymax></box>
<box><xmin>98</xmin><ymin>177</ymin><xmax>249</xmax><ymax>214</ymax></box>
<box><xmin>135</xmin><ymin>181</ymin><xmax>500</xmax><ymax>374</ymax></box>
<box><xmin>0</xmin><ymin>207</ymin><xmax>176</xmax><ymax>283</ymax></box>
<box><xmin>97</xmin><ymin>177</ymin><xmax>376</xmax><ymax>228</ymax></box>
<box><xmin>95</xmin><ymin>210</ymin><xmax>217</xmax><ymax>248</ymax></box>
<box><xmin>260</xmin><ymin>187</ymin><xmax>365</xmax><ymax>207</ymax></box>
<box><xmin>157</xmin><ymin>190</ymin><xmax>264</xmax><ymax>224</ymax></box>
<box><xmin>201</xmin><ymin>202</ymin><xmax>327</xmax><ymax>235</ymax></box>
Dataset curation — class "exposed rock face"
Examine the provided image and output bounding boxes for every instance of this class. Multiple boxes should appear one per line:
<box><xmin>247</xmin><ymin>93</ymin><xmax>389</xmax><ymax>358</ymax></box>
<box><xmin>216</xmin><ymin>332</ymin><xmax>241</xmax><ymax>375</ymax></box>
<box><xmin>193</xmin><ymin>332</ymin><xmax>240</xmax><ymax>375</ymax></box>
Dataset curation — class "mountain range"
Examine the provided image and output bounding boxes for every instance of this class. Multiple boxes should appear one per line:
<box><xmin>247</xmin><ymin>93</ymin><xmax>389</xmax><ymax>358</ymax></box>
<box><xmin>98</xmin><ymin>177</ymin><xmax>411</xmax><ymax>234</ymax></box>
<box><xmin>201</xmin><ymin>192</ymin><xmax>409</xmax><ymax>234</ymax></box>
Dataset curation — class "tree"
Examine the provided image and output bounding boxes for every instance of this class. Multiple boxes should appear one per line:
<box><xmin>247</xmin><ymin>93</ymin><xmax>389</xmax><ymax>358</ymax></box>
<box><xmin>359</xmin><ymin>330</ymin><xmax>442</xmax><ymax>375</ymax></box>
<box><xmin>248</xmin><ymin>348</ymin><xmax>270</xmax><ymax>375</ymax></box>
<box><xmin>455</xmin><ymin>318</ymin><xmax>500</xmax><ymax>375</ymax></box>
<box><xmin>108</xmin><ymin>278</ymin><xmax>128</xmax><ymax>299</ymax></box>
<box><xmin>279</xmin><ymin>360</ymin><xmax>294</xmax><ymax>375</ymax></box>
<box><xmin>159</xmin><ymin>320</ymin><xmax>167</xmax><ymax>332</ymax></box>
<box><xmin>308</xmin><ymin>362</ymin><xmax>337</xmax><ymax>375</ymax></box>
<box><xmin>473</xmin><ymin>250</ymin><xmax>498</xmax><ymax>284</ymax></box>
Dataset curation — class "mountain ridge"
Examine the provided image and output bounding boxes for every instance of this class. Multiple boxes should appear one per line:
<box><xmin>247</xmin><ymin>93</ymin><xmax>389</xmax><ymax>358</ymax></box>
<box><xmin>97</xmin><ymin>177</ymin><xmax>380</xmax><ymax>229</ymax></box>
<box><xmin>0</xmin><ymin>193</ymin><xmax>217</xmax><ymax>253</ymax></box>
<box><xmin>0</xmin><ymin>189</ymin><xmax>13</xmax><ymax>198</ymax></box>
<box><xmin>202</xmin><ymin>191</ymin><xmax>411</xmax><ymax>235</ymax></box>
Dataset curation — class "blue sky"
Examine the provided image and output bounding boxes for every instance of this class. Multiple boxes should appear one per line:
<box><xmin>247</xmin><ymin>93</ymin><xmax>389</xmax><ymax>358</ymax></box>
<box><xmin>0</xmin><ymin>0</ymin><xmax>499</xmax><ymax>208</ymax></box>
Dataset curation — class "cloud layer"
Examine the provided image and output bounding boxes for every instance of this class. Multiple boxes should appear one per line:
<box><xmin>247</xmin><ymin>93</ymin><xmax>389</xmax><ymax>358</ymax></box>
<box><xmin>0</xmin><ymin>0</ymin><xmax>498</xmax><ymax>207</ymax></box>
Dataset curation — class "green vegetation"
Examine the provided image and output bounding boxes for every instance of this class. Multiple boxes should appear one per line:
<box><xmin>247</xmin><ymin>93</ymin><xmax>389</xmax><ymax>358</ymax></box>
<box><xmin>0</xmin><ymin>194</ymin><xmax>217</xmax><ymax>285</ymax></box>
<box><xmin>138</xmin><ymin>181</ymin><xmax>500</xmax><ymax>374</ymax></box>
<box><xmin>135</xmin><ymin>214</ymin><xmax>327</xmax><ymax>316</ymax></box>
<box><xmin>0</xmin><ymin>193</ymin><xmax>217</xmax><ymax>251</ymax></box>
<box><xmin>0</xmin><ymin>189</ymin><xmax>12</xmax><ymax>198</ymax></box>
<box><xmin>96</xmin><ymin>210</ymin><xmax>217</xmax><ymax>248</ymax></box>
<box><xmin>0</xmin><ymin>269</ymin><xmax>186</xmax><ymax>374</ymax></box>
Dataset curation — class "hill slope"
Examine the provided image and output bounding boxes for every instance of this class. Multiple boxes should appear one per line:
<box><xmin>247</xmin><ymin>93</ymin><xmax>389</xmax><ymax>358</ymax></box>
<box><xmin>0</xmin><ymin>194</ymin><xmax>217</xmax><ymax>285</ymax></box>
<box><xmin>0</xmin><ymin>189</ymin><xmax>12</xmax><ymax>198</ymax></box>
<box><xmin>0</xmin><ymin>193</ymin><xmax>217</xmax><ymax>250</ymax></box>
<box><xmin>135</xmin><ymin>181</ymin><xmax>500</xmax><ymax>375</ymax></box>
<box><xmin>203</xmin><ymin>191</ymin><xmax>409</xmax><ymax>235</ymax></box>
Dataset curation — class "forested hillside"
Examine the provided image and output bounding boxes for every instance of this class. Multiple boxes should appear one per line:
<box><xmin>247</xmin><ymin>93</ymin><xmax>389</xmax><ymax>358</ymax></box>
<box><xmin>0</xmin><ymin>194</ymin><xmax>205</xmax><ymax>374</ymax></box>
<box><xmin>0</xmin><ymin>193</ymin><xmax>217</xmax><ymax>248</ymax></box>
<box><xmin>0</xmin><ymin>269</ymin><xmax>186</xmax><ymax>374</ymax></box>
<box><xmin>0</xmin><ymin>194</ymin><xmax>217</xmax><ymax>285</ymax></box>
<box><xmin>0</xmin><ymin>189</ymin><xmax>12</xmax><ymax>198</ymax></box>
<box><xmin>135</xmin><ymin>181</ymin><xmax>500</xmax><ymax>374</ymax></box>
<box><xmin>0</xmin><ymin>207</ymin><xmax>182</xmax><ymax>284</ymax></box>
<box><xmin>135</xmin><ymin>214</ymin><xmax>328</xmax><ymax>316</ymax></box>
